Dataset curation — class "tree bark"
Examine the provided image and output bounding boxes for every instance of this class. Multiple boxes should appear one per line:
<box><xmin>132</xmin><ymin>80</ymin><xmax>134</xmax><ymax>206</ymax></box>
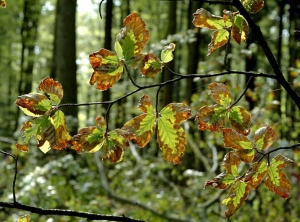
<box><xmin>53</xmin><ymin>0</ymin><xmax>78</xmax><ymax>133</ymax></box>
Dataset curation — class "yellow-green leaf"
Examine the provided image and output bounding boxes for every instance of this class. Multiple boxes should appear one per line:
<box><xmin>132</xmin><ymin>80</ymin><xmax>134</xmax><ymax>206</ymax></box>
<box><xmin>38</xmin><ymin>77</ymin><xmax>63</xmax><ymax>105</ymax></box>
<box><xmin>222</xmin><ymin>181</ymin><xmax>251</xmax><ymax>219</ymax></box>
<box><xmin>196</xmin><ymin>104</ymin><xmax>226</xmax><ymax>132</ymax></box>
<box><xmin>161</xmin><ymin>43</ymin><xmax>176</xmax><ymax>63</ymax></box>
<box><xmin>222</xmin><ymin>151</ymin><xmax>241</xmax><ymax>176</ymax></box>
<box><xmin>208</xmin><ymin>29</ymin><xmax>229</xmax><ymax>56</ymax></box>
<box><xmin>228</xmin><ymin>106</ymin><xmax>251</xmax><ymax>135</ymax></box>
<box><xmin>244</xmin><ymin>161</ymin><xmax>268</xmax><ymax>189</ymax></box>
<box><xmin>15</xmin><ymin>93</ymin><xmax>50</xmax><ymax>117</ymax></box>
<box><xmin>208</xmin><ymin>82</ymin><xmax>232</xmax><ymax>106</ymax></box>
<box><xmin>116</xmin><ymin>12</ymin><xmax>149</xmax><ymax>66</ymax></box>
<box><xmin>192</xmin><ymin>8</ymin><xmax>232</xmax><ymax>30</ymax></box>
<box><xmin>18</xmin><ymin>215</ymin><xmax>30</xmax><ymax>222</ymax></box>
<box><xmin>121</xmin><ymin>95</ymin><xmax>156</xmax><ymax>147</ymax></box>
<box><xmin>0</xmin><ymin>0</ymin><xmax>6</xmax><ymax>8</ymax></box>
<box><xmin>254</xmin><ymin>125</ymin><xmax>276</xmax><ymax>150</ymax></box>
<box><xmin>241</xmin><ymin>0</ymin><xmax>264</xmax><ymax>14</ymax></box>
<box><xmin>231</xmin><ymin>15</ymin><xmax>249</xmax><ymax>44</ymax></box>
<box><xmin>157</xmin><ymin>103</ymin><xmax>191</xmax><ymax>164</ymax></box>
<box><xmin>265</xmin><ymin>154</ymin><xmax>294</xmax><ymax>199</ymax></box>
<box><xmin>89</xmin><ymin>49</ymin><xmax>123</xmax><ymax>91</ymax></box>
<box><xmin>223</xmin><ymin>128</ymin><xmax>254</xmax><ymax>163</ymax></box>
<box><xmin>140</xmin><ymin>53</ymin><xmax>162</xmax><ymax>77</ymax></box>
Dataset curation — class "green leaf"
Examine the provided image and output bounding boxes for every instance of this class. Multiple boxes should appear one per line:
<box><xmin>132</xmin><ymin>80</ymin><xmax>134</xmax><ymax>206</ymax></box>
<box><xmin>228</xmin><ymin>106</ymin><xmax>251</xmax><ymax>135</ymax></box>
<box><xmin>161</xmin><ymin>43</ymin><xmax>176</xmax><ymax>63</ymax></box>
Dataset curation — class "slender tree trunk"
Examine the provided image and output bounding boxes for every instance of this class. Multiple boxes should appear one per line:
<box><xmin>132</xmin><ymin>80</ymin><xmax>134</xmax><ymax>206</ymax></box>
<box><xmin>18</xmin><ymin>0</ymin><xmax>40</xmax><ymax>95</ymax></box>
<box><xmin>186</xmin><ymin>1</ymin><xmax>202</xmax><ymax>104</ymax></box>
<box><xmin>102</xmin><ymin>0</ymin><xmax>113</xmax><ymax>120</ymax></box>
<box><xmin>161</xmin><ymin>1</ymin><xmax>177</xmax><ymax>107</ymax></box>
<box><xmin>54</xmin><ymin>0</ymin><xmax>78</xmax><ymax>133</ymax></box>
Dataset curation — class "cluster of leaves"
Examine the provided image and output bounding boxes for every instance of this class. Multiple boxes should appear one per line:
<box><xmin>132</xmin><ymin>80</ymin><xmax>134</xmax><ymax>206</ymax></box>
<box><xmin>89</xmin><ymin>11</ymin><xmax>175</xmax><ymax>90</ymax></box>
<box><xmin>14</xmin><ymin>5</ymin><xmax>295</xmax><ymax>220</ymax></box>
<box><xmin>192</xmin><ymin>0</ymin><xmax>264</xmax><ymax>55</ymax></box>
<box><xmin>197</xmin><ymin>83</ymin><xmax>293</xmax><ymax>218</ymax></box>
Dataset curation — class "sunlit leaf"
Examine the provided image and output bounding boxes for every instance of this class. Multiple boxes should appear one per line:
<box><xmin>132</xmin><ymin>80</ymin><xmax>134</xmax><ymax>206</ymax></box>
<box><xmin>195</xmin><ymin>104</ymin><xmax>226</xmax><ymax>132</ymax></box>
<box><xmin>244</xmin><ymin>161</ymin><xmax>268</xmax><ymax>189</ymax></box>
<box><xmin>228</xmin><ymin>106</ymin><xmax>251</xmax><ymax>135</ymax></box>
<box><xmin>204</xmin><ymin>152</ymin><xmax>241</xmax><ymax>190</ymax></box>
<box><xmin>222</xmin><ymin>181</ymin><xmax>251</xmax><ymax>219</ymax></box>
<box><xmin>254</xmin><ymin>125</ymin><xmax>276</xmax><ymax>150</ymax></box>
<box><xmin>38</xmin><ymin>77</ymin><xmax>63</xmax><ymax>105</ymax></box>
<box><xmin>89</xmin><ymin>49</ymin><xmax>123</xmax><ymax>91</ymax></box>
<box><xmin>116</xmin><ymin>12</ymin><xmax>149</xmax><ymax>66</ymax></box>
<box><xmin>231</xmin><ymin>15</ymin><xmax>249</xmax><ymax>44</ymax></box>
<box><xmin>102</xmin><ymin>129</ymin><xmax>129</xmax><ymax>163</ymax></box>
<box><xmin>208</xmin><ymin>82</ymin><xmax>232</xmax><ymax>106</ymax></box>
<box><xmin>204</xmin><ymin>172</ymin><xmax>235</xmax><ymax>190</ymax></box>
<box><xmin>122</xmin><ymin>95</ymin><xmax>190</xmax><ymax>164</ymax></box>
<box><xmin>241</xmin><ymin>0</ymin><xmax>264</xmax><ymax>14</ymax></box>
<box><xmin>15</xmin><ymin>93</ymin><xmax>51</xmax><ymax>117</ymax></box>
<box><xmin>72</xmin><ymin>127</ymin><xmax>105</xmax><ymax>153</ymax></box>
<box><xmin>192</xmin><ymin>8</ymin><xmax>232</xmax><ymax>30</ymax></box>
<box><xmin>18</xmin><ymin>215</ymin><xmax>30</xmax><ymax>222</ymax></box>
<box><xmin>208</xmin><ymin>29</ymin><xmax>230</xmax><ymax>56</ymax></box>
<box><xmin>223</xmin><ymin>128</ymin><xmax>254</xmax><ymax>163</ymax></box>
<box><xmin>121</xmin><ymin>95</ymin><xmax>156</xmax><ymax>147</ymax></box>
<box><xmin>72</xmin><ymin>117</ymin><xmax>129</xmax><ymax>161</ymax></box>
<box><xmin>0</xmin><ymin>0</ymin><xmax>6</xmax><ymax>8</ymax></box>
<box><xmin>16</xmin><ymin>116</ymin><xmax>51</xmax><ymax>152</ymax></box>
<box><xmin>265</xmin><ymin>154</ymin><xmax>294</xmax><ymax>199</ymax></box>
<box><xmin>157</xmin><ymin>103</ymin><xmax>191</xmax><ymax>164</ymax></box>
<box><xmin>161</xmin><ymin>43</ymin><xmax>176</xmax><ymax>63</ymax></box>
<box><xmin>193</xmin><ymin>8</ymin><xmax>232</xmax><ymax>55</ymax></box>
<box><xmin>140</xmin><ymin>53</ymin><xmax>162</xmax><ymax>77</ymax></box>
<box><xmin>222</xmin><ymin>151</ymin><xmax>241</xmax><ymax>176</ymax></box>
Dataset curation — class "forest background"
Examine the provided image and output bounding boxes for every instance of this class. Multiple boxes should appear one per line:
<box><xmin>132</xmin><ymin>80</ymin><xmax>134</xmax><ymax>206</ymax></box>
<box><xmin>0</xmin><ymin>0</ymin><xmax>300</xmax><ymax>221</ymax></box>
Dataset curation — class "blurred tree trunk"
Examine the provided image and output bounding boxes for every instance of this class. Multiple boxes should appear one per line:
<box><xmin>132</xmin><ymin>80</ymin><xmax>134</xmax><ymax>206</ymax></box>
<box><xmin>53</xmin><ymin>0</ymin><xmax>78</xmax><ymax>133</ymax></box>
<box><xmin>161</xmin><ymin>1</ymin><xmax>177</xmax><ymax>107</ymax></box>
<box><xmin>102</xmin><ymin>0</ymin><xmax>113</xmax><ymax>120</ymax></box>
<box><xmin>244</xmin><ymin>31</ymin><xmax>257</xmax><ymax>110</ymax></box>
<box><xmin>16</xmin><ymin>0</ymin><xmax>41</xmax><ymax>132</ymax></box>
<box><xmin>18</xmin><ymin>0</ymin><xmax>41</xmax><ymax>95</ymax></box>
<box><xmin>186</xmin><ymin>1</ymin><xmax>202</xmax><ymax>105</ymax></box>
<box><xmin>274</xmin><ymin>0</ymin><xmax>284</xmax><ymax>115</ymax></box>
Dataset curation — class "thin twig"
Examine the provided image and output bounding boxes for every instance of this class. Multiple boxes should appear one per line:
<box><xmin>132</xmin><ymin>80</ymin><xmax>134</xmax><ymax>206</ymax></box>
<box><xmin>99</xmin><ymin>0</ymin><xmax>105</xmax><ymax>19</ymax></box>
<box><xmin>229</xmin><ymin>75</ymin><xmax>254</xmax><ymax>108</ymax></box>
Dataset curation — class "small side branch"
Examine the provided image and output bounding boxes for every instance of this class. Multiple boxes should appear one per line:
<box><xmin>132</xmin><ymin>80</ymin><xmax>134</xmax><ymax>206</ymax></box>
<box><xmin>0</xmin><ymin>202</ymin><xmax>144</xmax><ymax>222</ymax></box>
